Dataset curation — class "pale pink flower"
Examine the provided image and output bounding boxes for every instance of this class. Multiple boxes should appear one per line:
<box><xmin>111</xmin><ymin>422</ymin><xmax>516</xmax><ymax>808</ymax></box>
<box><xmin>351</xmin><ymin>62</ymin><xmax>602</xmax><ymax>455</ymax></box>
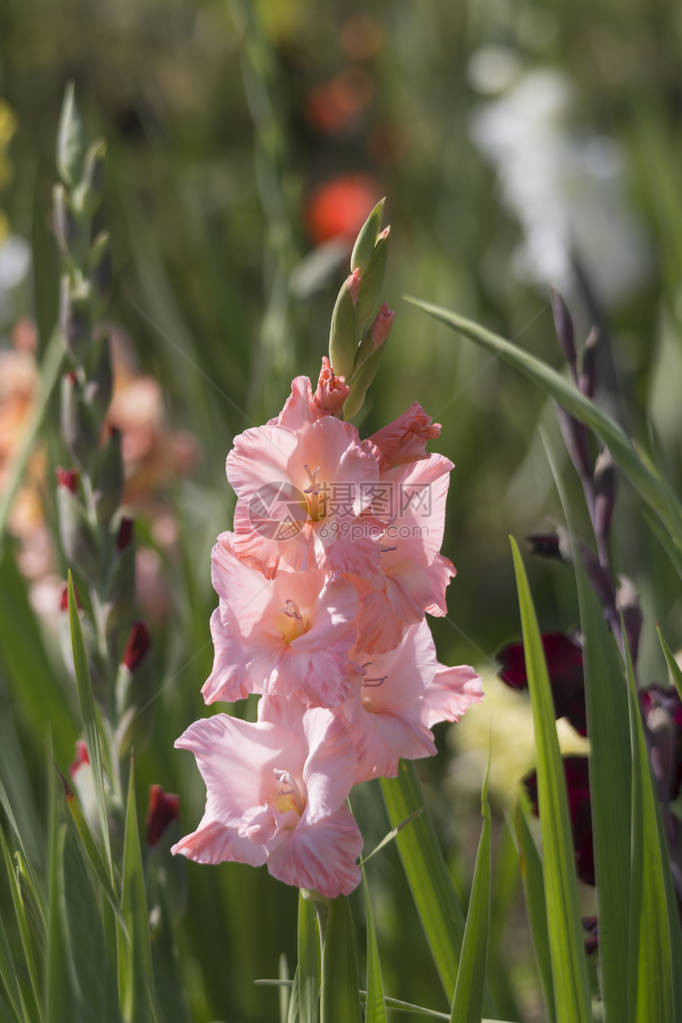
<box><xmin>228</xmin><ymin>412</ymin><xmax>383</xmax><ymax>575</ymax></box>
<box><xmin>203</xmin><ymin>532</ymin><xmax>359</xmax><ymax>707</ymax></box>
<box><xmin>369</xmin><ymin>401</ymin><xmax>441</xmax><ymax>470</ymax></box>
<box><xmin>342</xmin><ymin>619</ymin><xmax>482</xmax><ymax>782</ymax></box>
<box><xmin>172</xmin><ymin>697</ymin><xmax>362</xmax><ymax>898</ymax></box>
<box><xmin>354</xmin><ymin>454</ymin><xmax>455</xmax><ymax>652</ymax></box>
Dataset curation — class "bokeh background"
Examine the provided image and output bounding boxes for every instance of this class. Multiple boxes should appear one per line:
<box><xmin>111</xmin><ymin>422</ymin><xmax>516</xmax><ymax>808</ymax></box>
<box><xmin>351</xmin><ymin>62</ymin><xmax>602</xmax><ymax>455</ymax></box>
<box><xmin>0</xmin><ymin>1</ymin><xmax>681</xmax><ymax>1019</ymax></box>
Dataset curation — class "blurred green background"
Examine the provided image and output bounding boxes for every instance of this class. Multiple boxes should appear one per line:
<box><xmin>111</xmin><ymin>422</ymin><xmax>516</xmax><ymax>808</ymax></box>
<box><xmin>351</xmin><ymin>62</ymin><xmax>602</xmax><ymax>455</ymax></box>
<box><xmin>0</xmin><ymin>0</ymin><xmax>681</xmax><ymax>1019</ymax></box>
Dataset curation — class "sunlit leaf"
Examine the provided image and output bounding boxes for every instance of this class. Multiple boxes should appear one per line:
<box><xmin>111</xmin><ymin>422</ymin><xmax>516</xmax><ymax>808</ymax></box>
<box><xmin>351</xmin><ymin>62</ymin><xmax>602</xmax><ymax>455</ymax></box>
<box><xmin>320</xmin><ymin>896</ymin><xmax>361</xmax><ymax>1023</ymax></box>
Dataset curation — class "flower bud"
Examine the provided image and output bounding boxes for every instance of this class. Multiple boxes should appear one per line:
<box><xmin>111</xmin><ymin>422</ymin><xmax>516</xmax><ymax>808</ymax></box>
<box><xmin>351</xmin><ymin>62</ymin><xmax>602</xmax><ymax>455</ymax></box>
<box><xmin>89</xmin><ymin>231</ymin><xmax>113</xmax><ymax>311</ymax></box>
<box><xmin>550</xmin><ymin>286</ymin><xmax>577</xmax><ymax>376</ymax></box>
<box><xmin>356</xmin><ymin>225</ymin><xmax>389</xmax><ymax>337</ymax></box>
<box><xmin>104</xmin><ymin>516</ymin><xmax>136</xmax><ymax>636</ymax></box>
<box><xmin>56</xmin><ymin>83</ymin><xmax>85</xmax><ymax>188</ymax></box>
<box><xmin>69</xmin><ymin>739</ymin><xmax>90</xmax><ymax>778</ymax></box>
<box><xmin>91</xmin><ymin>427</ymin><xmax>123</xmax><ymax>527</ymax></box>
<box><xmin>57</xmin><ymin>472</ymin><xmax>99</xmax><ymax>578</ymax></box>
<box><xmin>350</xmin><ymin>197</ymin><xmax>385</xmax><ymax>275</ymax></box>
<box><xmin>370</xmin><ymin>303</ymin><xmax>394</xmax><ymax>347</ymax></box>
<box><xmin>594</xmin><ymin>448</ymin><xmax>616</xmax><ymax>543</ymax></box>
<box><xmin>616</xmin><ymin>575</ymin><xmax>642</xmax><ymax>666</ymax></box>
<box><xmin>61</xmin><ymin>372</ymin><xmax>98</xmax><ymax>467</ymax></box>
<box><xmin>53</xmin><ymin>184</ymin><xmax>79</xmax><ymax>261</ymax></box>
<box><xmin>122</xmin><ymin>621</ymin><xmax>151</xmax><ymax>673</ymax></box>
<box><xmin>343</xmin><ymin>343</ymin><xmax>384</xmax><ymax>419</ymax></box>
<box><xmin>145</xmin><ymin>785</ymin><xmax>180</xmax><ymax>847</ymax></box>
<box><xmin>84</xmin><ymin>331</ymin><xmax>113</xmax><ymax>417</ymax></box>
<box><xmin>328</xmin><ymin>274</ymin><xmax>358</xmax><ymax>379</ymax></box>
<box><xmin>527</xmin><ymin>531</ymin><xmax>564</xmax><ymax>560</ymax></box>
<box><xmin>74</xmin><ymin>140</ymin><xmax>106</xmax><ymax>217</ymax></box>
<box><xmin>59</xmin><ymin>274</ymin><xmax>92</xmax><ymax>361</ymax></box>
<box><xmin>115</xmin><ymin>622</ymin><xmax>154</xmax><ymax>756</ymax></box>
<box><xmin>579</xmin><ymin>327</ymin><xmax>599</xmax><ymax>398</ymax></box>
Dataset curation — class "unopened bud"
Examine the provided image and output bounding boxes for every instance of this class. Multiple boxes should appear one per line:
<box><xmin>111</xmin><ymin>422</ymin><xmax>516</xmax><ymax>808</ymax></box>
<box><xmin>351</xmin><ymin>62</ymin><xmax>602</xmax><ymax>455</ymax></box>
<box><xmin>116</xmin><ymin>516</ymin><xmax>134</xmax><ymax>552</ymax></box>
<box><xmin>550</xmin><ymin>286</ymin><xmax>577</xmax><ymax>377</ymax></box>
<box><xmin>105</xmin><ymin>516</ymin><xmax>136</xmax><ymax>635</ymax></box>
<box><xmin>69</xmin><ymin>739</ymin><xmax>90</xmax><ymax>778</ymax></box>
<box><xmin>594</xmin><ymin>448</ymin><xmax>616</xmax><ymax>542</ymax></box>
<box><xmin>356</xmin><ymin>225</ymin><xmax>389</xmax><ymax>336</ymax></box>
<box><xmin>579</xmin><ymin>327</ymin><xmax>599</xmax><ymax>398</ymax></box>
<box><xmin>122</xmin><ymin>621</ymin><xmax>151</xmax><ymax>673</ymax></box>
<box><xmin>57</xmin><ymin>484</ymin><xmax>99</xmax><ymax>579</ymax></box>
<box><xmin>84</xmin><ymin>331</ymin><xmax>113</xmax><ymax>417</ymax></box>
<box><xmin>616</xmin><ymin>575</ymin><xmax>642</xmax><ymax>666</ymax></box>
<box><xmin>56</xmin><ymin>466</ymin><xmax>80</xmax><ymax>493</ymax></box>
<box><xmin>92</xmin><ymin>427</ymin><xmax>123</xmax><ymax>526</ymax></box>
<box><xmin>89</xmin><ymin>231</ymin><xmax>113</xmax><ymax>310</ymax></box>
<box><xmin>56</xmin><ymin>83</ymin><xmax>85</xmax><ymax>188</ymax></box>
<box><xmin>75</xmin><ymin>140</ymin><xmax>106</xmax><ymax>217</ymax></box>
<box><xmin>53</xmin><ymin>184</ymin><xmax>78</xmax><ymax>261</ymax></box>
<box><xmin>527</xmin><ymin>531</ymin><xmax>565</xmax><ymax>560</ymax></box>
<box><xmin>328</xmin><ymin>275</ymin><xmax>358</xmax><ymax>379</ymax></box>
<box><xmin>370</xmin><ymin>304</ymin><xmax>394</xmax><ymax>347</ymax></box>
<box><xmin>61</xmin><ymin>372</ymin><xmax>98</xmax><ymax>467</ymax></box>
<box><xmin>145</xmin><ymin>785</ymin><xmax>180</xmax><ymax>847</ymax></box>
<box><xmin>343</xmin><ymin>343</ymin><xmax>384</xmax><ymax>419</ymax></box>
<box><xmin>59</xmin><ymin>274</ymin><xmax>92</xmax><ymax>360</ymax></box>
<box><xmin>350</xmin><ymin>197</ymin><xmax>386</xmax><ymax>275</ymax></box>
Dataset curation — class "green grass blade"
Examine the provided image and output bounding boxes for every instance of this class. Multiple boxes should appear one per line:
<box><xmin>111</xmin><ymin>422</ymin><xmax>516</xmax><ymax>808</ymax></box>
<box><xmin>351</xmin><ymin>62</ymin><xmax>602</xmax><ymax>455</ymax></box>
<box><xmin>0</xmin><ymin>826</ymin><xmax>44</xmax><ymax>1022</ymax></box>
<box><xmin>119</xmin><ymin>759</ymin><xmax>157</xmax><ymax>1022</ymax></box>
<box><xmin>449</xmin><ymin>782</ymin><xmax>491</xmax><ymax>1023</ymax></box>
<box><xmin>320</xmin><ymin>896</ymin><xmax>361</xmax><ymax>1023</ymax></box>
<box><xmin>624</xmin><ymin>632</ymin><xmax>682</xmax><ymax>1022</ymax></box>
<box><xmin>0</xmin><ymin>836</ymin><xmax>28</xmax><ymax>1023</ymax></box>
<box><xmin>45</xmin><ymin>738</ymin><xmax>76</xmax><ymax>1021</ymax></box>
<box><xmin>509</xmin><ymin>537</ymin><xmax>591</xmax><ymax>1023</ymax></box>
<box><xmin>362</xmin><ymin>871</ymin><xmax>387</xmax><ymax>1023</ymax></box>
<box><xmin>67</xmin><ymin>573</ymin><xmax>112</xmax><ymax>874</ymax></box>
<box><xmin>406</xmin><ymin>297</ymin><xmax>682</xmax><ymax>553</ymax></box>
<box><xmin>656</xmin><ymin>625</ymin><xmax>682</xmax><ymax>701</ymax></box>
<box><xmin>510</xmin><ymin>804</ymin><xmax>556</xmax><ymax>1022</ymax></box>
<box><xmin>380</xmin><ymin>762</ymin><xmax>465</xmax><ymax>1002</ymax></box>
<box><xmin>287</xmin><ymin>892</ymin><xmax>320</xmax><ymax>1023</ymax></box>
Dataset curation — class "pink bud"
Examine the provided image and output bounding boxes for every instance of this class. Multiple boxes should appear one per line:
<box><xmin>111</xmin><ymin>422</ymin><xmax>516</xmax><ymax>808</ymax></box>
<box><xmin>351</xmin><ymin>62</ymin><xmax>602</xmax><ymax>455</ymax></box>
<box><xmin>371</xmin><ymin>304</ymin><xmax>394</xmax><ymax>347</ymax></box>
<box><xmin>146</xmin><ymin>784</ymin><xmax>180</xmax><ymax>846</ymax></box>
<box><xmin>377</xmin><ymin>225</ymin><xmax>391</xmax><ymax>242</ymax></box>
<box><xmin>122</xmin><ymin>621</ymin><xmax>151</xmax><ymax>672</ymax></box>
<box><xmin>116</xmin><ymin>516</ymin><xmax>134</xmax><ymax>552</ymax></box>
<box><xmin>56</xmin><ymin>467</ymin><xmax>79</xmax><ymax>493</ymax></box>
<box><xmin>314</xmin><ymin>356</ymin><xmax>350</xmax><ymax>416</ymax></box>
<box><xmin>346</xmin><ymin>267</ymin><xmax>362</xmax><ymax>304</ymax></box>
<box><xmin>69</xmin><ymin>739</ymin><xmax>90</xmax><ymax>778</ymax></box>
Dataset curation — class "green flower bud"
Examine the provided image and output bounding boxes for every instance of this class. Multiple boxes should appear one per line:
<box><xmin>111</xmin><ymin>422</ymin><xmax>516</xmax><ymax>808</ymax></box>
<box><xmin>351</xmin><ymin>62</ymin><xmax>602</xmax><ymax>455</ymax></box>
<box><xmin>343</xmin><ymin>345</ymin><xmax>384</xmax><ymax>419</ymax></box>
<box><xmin>328</xmin><ymin>272</ymin><xmax>359</xmax><ymax>379</ymax></box>
<box><xmin>59</xmin><ymin>274</ymin><xmax>92</xmax><ymax>361</ymax></box>
<box><xmin>53</xmin><ymin>184</ymin><xmax>79</xmax><ymax>262</ymax></box>
<box><xmin>73</xmin><ymin>139</ymin><xmax>106</xmax><ymax>218</ymax></box>
<box><xmin>350</xmin><ymin>197</ymin><xmax>385</xmax><ymax>275</ymax></box>
<box><xmin>357</xmin><ymin>226</ymin><xmax>389</xmax><ymax>337</ymax></box>
<box><xmin>56</xmin><ymin>83</ymin><xmax>85</xmax><ymax>188</ymax></box>
<box><xmin>92</xmin><ymin>428</ymin><xmax>123</xmax><ymax>527</ymax></box>
<box><xmin>85</xmin><ymin>331</ymin><xmax>113</xmax><ymax>417</ymax></box>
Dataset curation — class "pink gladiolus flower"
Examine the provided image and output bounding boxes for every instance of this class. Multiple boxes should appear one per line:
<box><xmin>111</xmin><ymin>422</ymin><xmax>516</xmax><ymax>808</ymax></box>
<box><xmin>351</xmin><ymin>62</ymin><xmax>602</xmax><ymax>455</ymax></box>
<box><xmin>228</xmin><ymin>407</ymin><xmax>383</xmax><ymax>575</ymax></box>
<box><xmin>369</xmin><ymin>401</ymin><xmax>441</xmax><ymax>470</ymax></box>
<box><xmin>314</xmin><ymin>357</ymin><xmax>350</xmax><ymax>417</ymax></box>
<box><xmin>355</xmin><ymin>454</ymin><xmax>455</xmax><ymax>652</ymax></box>
<box><xmin>342</xmin><ymin>620</ymin><xmax>482</xmax><ymax>782</ymax></box>
<box><xmin>172</xmin><ymin>697</ymin><xmax>362</xmax><ymax>898</ymax></box>
<box><xmin>203</xmin><ymin>532</ymin><xmax>359</xmax><ymax>706</ymax></box>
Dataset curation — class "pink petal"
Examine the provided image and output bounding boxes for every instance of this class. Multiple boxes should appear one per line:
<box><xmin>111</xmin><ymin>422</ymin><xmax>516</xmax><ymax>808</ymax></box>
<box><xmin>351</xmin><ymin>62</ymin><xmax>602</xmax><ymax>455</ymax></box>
<box><xmin>369</xmin><ymin>401</ymin><xmax>441</xmax><ymax>469</ymax></box>
<box><xmin>302</xmin><ymin>709</ymin><xmax>358</xmax><ymax>820</ymax></box>
<box><xmin>172</xmin><ymin>818</ymin><xmax>266</xmax><ymax>867</ymax></box>
<box><xmin>421</xmin><ymin>665</ymin><xmax>484</xmax><ymax>728</ymax></box>
<box><xmin>266</xmin><ymin>806</ymin><xmax>362</xmax><ymax>898</ymax></box>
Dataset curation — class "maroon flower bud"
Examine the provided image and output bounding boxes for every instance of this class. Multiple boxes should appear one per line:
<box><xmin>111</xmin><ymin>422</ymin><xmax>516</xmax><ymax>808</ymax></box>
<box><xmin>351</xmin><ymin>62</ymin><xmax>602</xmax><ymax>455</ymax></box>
<box><xmin>640</xmin><ymin>684</ymin><xmax>682</xmax><ymax>802</ymax></box>
<box><xmin>116</xmin><ymin>516</ymin><xmax>135</xmax><ymax>552</ymax></box>
<box><xmin>60</xmin><ymin>581</ymin><xmax>82</xmax><ymax>612</ymax></box>
<box><xmin>525</xmin><ymin>756</ymin><xmax>594</xmax><ymax>885</ymax></box>
<box><xmin>527</xmin><ymin>532</ymin><xmax>562</xmax><ymax>559</ymax></box>
<box><xmin>550</xmin><ymin>286</ymin><xmax>577</xmax><ymax>376</ymax></box>
<box><xmin>69</xmin><ymin>739</ymin><xmax>90</xmax><ymax>778</ymax></box>
<box><xmin>145</xmin><ymin>784</ymin><xmax>180</xmax><ymax>847</ymax></box>
<box><xmin>122</xmin><ymin>621</ymin><xmax>151</xmax><ymax>672</ymax></box>
<box><xmin>594</xmin><ymin>448</ymin><xmax>616</xmax><ymax>543</ymax></box>
<box><xmin>56</xmin><ymin>466</ymin><xmax>79</xmax><ymax>493</ymax></box>
<box><xmin>578</xmin><ymin>327</ymin><xmax>599</xmax><ymax>398</ymax></box>
<box><xmin>498</xmin><ymin>632</ymin><xmax>586</xmax><ymax>735</ymax></box>
<box><xmin>582</xmin><ymin>916</ymin><xmax>599</xmax><ymax>955</ymax></box>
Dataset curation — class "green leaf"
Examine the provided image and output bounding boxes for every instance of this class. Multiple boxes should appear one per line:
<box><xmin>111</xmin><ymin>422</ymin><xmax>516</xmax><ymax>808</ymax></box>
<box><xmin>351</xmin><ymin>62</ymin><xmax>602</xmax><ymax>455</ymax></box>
<box><xmin>624</xmin><ymin>632</ymin><xmax>682</xmax><ymax>1022</ymax></box>
<box><xmin>320</xmin><ymin>896</ymin><xmax>361</xmax><ymax>1023</ymax></box>
<box><xmin>362</xmin><ymin>871</ymin><xmax>387</xmax><ymax>1023</ymax></box>
<box><xmin>656</xmin><ymin>625</ymin><xmax>682</xmax><ymax>702</ymax></box>
<box><xmin>509</xmin><ymin>537</ymin><xmax>591</xmax><ymax>1023</ymax></box>
<box><xmin>380</xmin><ymin>762</ymin><xmax>465</xmax><ymax>1002</ymax></box>
<box><xmin>118</xmin><ymin>759</ymin><xmax>157</xmax><ymax>1022</ymax></box>
<box><xmin>287</xmin><ymin>892</ymin><xmax>320</xmax><ymax>1023</ymax></box>
<box><xmin>67</xmin><ymin>573</ymin><xmax>112</xmax><ymax>874</ymax></box>
<box><xmin>0</xmin><ymin>825</ymin><xmax>43</xmax><ymax>1022</ymax></box>
<box><xmin>405</xmin><ymin>297</ymin><xmax>682</xmax><ymax>557</ymax></box>
<box><xmin>0</xmin><ymin>836</ymin><xmax>29</xmax><ymax>1023</ymax></box>
<box><xmin>510</xmin><ymin>803</ymin><xmax>556</xmax><ymax>1022</ymax></box>
<box><xmin>46</xmin><ymin>738</ymin><xmax>76</xmax><ymax>1022</ymax></box>
<box><xmin>449</xmin><ymin>781</ymin><xmax>491</xmax><ymax>1023</ymax></box>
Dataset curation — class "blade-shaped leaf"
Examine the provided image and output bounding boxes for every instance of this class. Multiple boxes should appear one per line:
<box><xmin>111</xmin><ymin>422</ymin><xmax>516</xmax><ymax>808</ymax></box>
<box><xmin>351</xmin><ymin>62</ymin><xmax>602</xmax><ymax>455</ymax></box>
<box><xmin>320</xmin><ymin>896</ymin><xmax>361</xmax><ymax>1023</ymax></box>
<box><xmin>510</xmin><ymin>803</ymin><xmax>556</xmax><ymax>1022</ymax></box>
<box><xmin>46</xmin><ymin>738</ymin><xmax>77</xmax><ymax>1021</ymax></box>
<box><xmin>509</xmin><ymin>536</ymin><xmax>591</xmax><ymax>1023</ymax></box>
<box><xmin>67</xmin><ymin>573</ymin><xmax>112</xmax><ymax>874</ymax></box>
<box><xmin>449</xmin><ymin>782</ymin><xmax>491</xmax><ymax>1023</ymax></box>
<box><xmin>0</xmin><ymin>834</ymin><xmax>29</xmax><ymax>1023</ymax></box>
<box><xmin>287</xmin><ymin>892</ymin><xmax>320</xmax><ymax>1023</ymax></box>
<box><xmin>657</xmin><ymin>625</ymin><xmax>682</xmax><ymax>702</ymax></box>
<box><xmin>0</xmin><ymin>824</ymin><xmax>43</xmax><ymax>1022</ymax></box>
<box><xmin>406</xmin><ymin>297</ymin><xmax>682</xmax><ymax>555</ymax></box>
<box><xmin>362</xmin><ymin>871</ymin><xmax>387</xmax><ymax>1023</ymax></box>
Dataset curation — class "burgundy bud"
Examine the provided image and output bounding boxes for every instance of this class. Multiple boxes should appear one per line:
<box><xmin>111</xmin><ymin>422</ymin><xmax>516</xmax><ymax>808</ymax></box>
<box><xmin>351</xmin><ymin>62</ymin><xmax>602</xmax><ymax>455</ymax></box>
<box><xmin>116</xmin><ymin>516</ymin><xmax>135</xmax><ymax>552</ymax></box>
<box><xmin>639</xmin><ymin>684</ymin><xmax>682</xmax><ymax>802</ymax></box>
<box><xmin>550</xmin><ymin>286</ymin><xmax>577</xmax><ymax>376</ymax></box>
<box><xmin>527</xmin><ymin>532</ymin><xmax>562</xmax><ymax>560</ymax></box>
<box><xmin>56</xmin><ymin>466</ymin><xmax>79</xmax><ymax>493</ymax></box>
<box><xmin>594</xmin><ymin>448</ymin><xmax>616</xmax><ymax>543</ymax></box>
<box><xmin>69</xmin><ymin>739</ymin><xmax>90</xmax><ymax>778</ymax></box>
<box><xmin>578</xmin><ymin>326</ymin><xmax>599</xmax><ymax>398</ymax></box>
<box><xmin>616</xmin><ymin>575</ymin><xmax>642</xmax><ymax>666</ymax></box>
<box><xmin>122</xmin><ymin>621</ymin><xmax>151</xmax><ymax>672</ymax></box>
<box><xmin>145</xmin><ymin>784</ymin><xmax>180</xmax><ymax>846</ymax></box>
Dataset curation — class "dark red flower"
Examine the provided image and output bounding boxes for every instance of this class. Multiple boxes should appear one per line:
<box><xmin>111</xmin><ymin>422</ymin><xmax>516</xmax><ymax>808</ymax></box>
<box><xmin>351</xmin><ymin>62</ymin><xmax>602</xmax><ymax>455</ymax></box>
<box><xmin>69</xmin><ymin>739</ymin><xmax>90</xmax><ymax>778</ymax></box>
<box><xmin>527</xmin><ymin>533</ymin><xmax>563</xmax><ymax>559</ymax></box>
<box><xmin>56</xmin><ymin>467</ymin><xmax>79</xmax><ymax>492</ymax></box>
<box><xmin>122</xmin><ymin>621</ymin><xmax>151</xmax><ymax>672</ymax></box>
<box><xmin>145</xmin><ymin>784</ymin><xmax>180</xmax><ymax>847</ymax></box>
<box><xmin>640</xmin><ymin>684</ymin><xmax>682</xmax><ymax>801</ymax></box>
<box><xmin>305</xmin><ymin>175</ymin><xmax>381</xmax><ymax>246</ymax></box>
<box><xmin>498</xmin><ymin>632</ymin><xmax>586</xmax><ymax>735</ymax></box>
<box><xmin>524</xmin><ymin>755</ymin><xmax>594</xmax><ymax>885</ymax></box>
<box><xmin>116</xmin><ymin>516</ymin><xmax>134</xmax><ymax>552</ymax></box>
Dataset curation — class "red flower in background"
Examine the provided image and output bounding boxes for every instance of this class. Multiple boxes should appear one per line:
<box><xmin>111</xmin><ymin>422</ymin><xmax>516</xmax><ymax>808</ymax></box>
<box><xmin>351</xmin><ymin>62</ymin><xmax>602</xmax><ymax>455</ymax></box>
<box><xmin>524</xmin><ymin>755</ymin><xmax>594</xmax><ymax>885</ymax></box>
<box><xmin>305</xmin><ymin>175</ymin><xmax>381</xmax><ymax>246</ymax></box>
<box><xmin>305</xmin><ymin>69</ymin><xmax>374</xmax><ymax>136</ymax></box>
<box><xmin>497</xmin><ymin>632</ymin><xmax>586</xmax><ymax>735</ymax></box>
<box><xmin>145</xmin><ymin>784</ymin><xmax>180</xmax><ymax>847</ymax></box>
